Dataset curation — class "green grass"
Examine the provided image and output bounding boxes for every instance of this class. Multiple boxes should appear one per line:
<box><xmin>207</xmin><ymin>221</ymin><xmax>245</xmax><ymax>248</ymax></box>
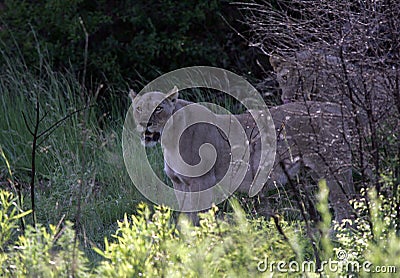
<box><xmin>0</xmin><ymin>49</ymin><xmax>146</xmax><ymax>261</ymax></box>
<box><xmin>1</xmin><ymin>185</ymin><xmax>400</xmax><ymax>277</ymax></box>
<box><xmin>1</xmin><ymin>47</ymin><xmax>399</xmax><ymax>277</ymax></box>
<box><xmin>0</xmin><ymin>51</ymin><xmax>297</xmax><ymax>266</ymax></box>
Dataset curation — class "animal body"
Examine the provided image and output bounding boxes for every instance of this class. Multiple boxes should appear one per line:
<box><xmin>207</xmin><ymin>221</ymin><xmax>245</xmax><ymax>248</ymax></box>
<box><xmin>129</xmin><ymin>87</ymin><xmax>355</xmax><ymax>223</ymax></box>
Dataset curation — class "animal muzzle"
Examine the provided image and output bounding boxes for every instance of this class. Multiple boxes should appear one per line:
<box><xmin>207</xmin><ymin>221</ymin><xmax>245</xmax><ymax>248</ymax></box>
<box><xmin>143</xmin><ymin>129</ymin><xmax>161</xmax><ymax>145</ymax></box>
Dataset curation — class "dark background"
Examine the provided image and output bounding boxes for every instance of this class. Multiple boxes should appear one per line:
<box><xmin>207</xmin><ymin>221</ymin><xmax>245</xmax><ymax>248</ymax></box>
<box><xmin>0</xmin><ymin>0</ymin><xmax>271</xmax><ymax>104</ymax></box>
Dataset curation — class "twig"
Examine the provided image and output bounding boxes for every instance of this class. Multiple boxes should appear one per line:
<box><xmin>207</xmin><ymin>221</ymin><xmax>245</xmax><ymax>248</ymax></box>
<box><xmin>36</xmin><ymin>105</ymin><xmax>93</xmax><ymax>147</ymax></box>
<box><xmin>280</xmin><ymin>160</ymin><xmax>322</xmax><ymax>272</ymax></box>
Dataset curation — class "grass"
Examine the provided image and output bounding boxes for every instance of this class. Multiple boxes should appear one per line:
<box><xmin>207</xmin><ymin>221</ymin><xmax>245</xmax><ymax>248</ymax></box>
<box><xmin>1</xmin><ymin>184</ymin><xmax>399</xmax><ymax>277</ymax></box>
<box><xmin>0</xmin><ymin>49</ymin><xmax>146</xmax><ymax>261</ymax></box>
<box><xmin>0</xmin><ymin>50</ymin><xmax>297</xmax><ymax>264</ymax></box>
<box><xmin>0</xmin><ymin>50</ymin><xmax>323</xmax><ymax>252</ymax></box>
<box><xmin>1</xmin><ymin>46</ymin><xmax>399</xmax><ymax>277</ymax></box>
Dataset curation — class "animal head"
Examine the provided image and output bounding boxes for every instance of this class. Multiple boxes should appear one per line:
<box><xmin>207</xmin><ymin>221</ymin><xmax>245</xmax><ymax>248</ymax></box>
<box><xmin>269</xmin><ymin>54</ymin><xmax>313</xmax><ymax>103</ymax></box>
<box><xmin>129</xmin><ymin>86</ymin><xmax>179</xmax><ymax>147</ymax></box>
<box><xmin>270</xmin><ymin>51</ymin><xmax>344</xmax><ymax>104</ymax></box>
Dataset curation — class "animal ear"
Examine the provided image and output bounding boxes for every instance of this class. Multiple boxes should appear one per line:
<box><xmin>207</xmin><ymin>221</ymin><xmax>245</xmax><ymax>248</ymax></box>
<box><xmin>166</xmin><ymin>86</ymin><xmax>179</xmax><ymax>103</ymax></box>
<box><xmin>269</xmin><ymin>55</ymin><xmax>283</xmax><ymax>71</ymax></box>
<box><xmin>129</xmin><ymin>89</ymin><xmax>138</xmax><ymax>102</ymax></box>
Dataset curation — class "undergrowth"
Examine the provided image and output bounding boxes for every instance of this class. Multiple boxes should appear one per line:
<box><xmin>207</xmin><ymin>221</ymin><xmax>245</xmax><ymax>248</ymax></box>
<box><xmin>1</xmin><ymin>182</ymin><xmax>399</xmax><ymax>277</ymax></box>
<box><xmin>0</xmin><ymin>43</ymin><xmax>399</xmax><ymax>277</ymax></box>
<box><xmin>0</xmin><ymin>47</ymin><xmax>146</xmax><ymax>261</ymax></box>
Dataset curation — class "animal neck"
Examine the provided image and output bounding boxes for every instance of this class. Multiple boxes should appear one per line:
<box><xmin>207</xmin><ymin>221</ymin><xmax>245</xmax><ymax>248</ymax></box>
<box><xmin>172</xmin><ymin>99</ymin><xmax>193</xmax><ymax>113</ymax></box>
<box><xmin>161</xmin><ymin>99</ymin><xmax>193</xmax><ymax>152</ymax></box>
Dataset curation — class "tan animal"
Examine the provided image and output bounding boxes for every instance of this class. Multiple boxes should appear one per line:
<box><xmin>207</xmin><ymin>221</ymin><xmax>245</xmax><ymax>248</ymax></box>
<box><xmin>129</xmin><ymin>87</ymin><xmax>355</xmax><ymax>223</ymax></box>
<box><xmin>269</xmin><ymin>51</ymin><xmax>394</xmax><ymax>122</ymax></box>
<box><xmin>269</xmin><ymin>51</ymin><xmax>345</xmax><ymax>104</ymax></box>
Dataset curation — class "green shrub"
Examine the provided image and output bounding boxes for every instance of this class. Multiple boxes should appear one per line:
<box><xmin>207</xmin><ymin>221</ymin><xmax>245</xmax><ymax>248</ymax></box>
<box><xmin>0</xmin><ymin>190</ymin><xmax>30</xmax><ymax>254</ymax></box>
<box><xmin>0</xmin><ymin>190</ymin><xmax>89</xmax><ymax>277</ymax></box>
<box><xmin>0</xmin><ymin>0</ymin><xmax>248</xmax><ymax>87</ymax></box>
<box><xmin>7</xmin><ymin>222</ymin><xmax>90</xmax><ymax>278</ymax></box>
<box><xmin>94</xmin><ymin>201</ymin><xmax>301</xmax><ymax>277</ymax></box>
<box><xmin>0</xmin><ymin>50</ymin><xmax>144</xmax><ymax>260</ymax></box>
<box><xmin>1</xmin><ymin>184</ymin><xmax>400</xmax><ymax>277</ymax></box>
<box><xmin>333</xmin><ymin>187</ymin><xmax>400</xmax><ymax>275</ymax></box>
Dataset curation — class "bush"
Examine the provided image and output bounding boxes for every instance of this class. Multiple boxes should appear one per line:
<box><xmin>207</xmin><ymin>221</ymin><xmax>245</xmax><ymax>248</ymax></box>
<box><xmin>334</xmin><ymin>187</ymin><xmax>400</xmax><ymax>273</ymax></box>
<box><xmin>0</xmin><ymin>189</ymin><xmax>89</xmax><ymax>277</ymax></box>
<box><xmin>0</xmin><ymin>0</ymin><xmax>254</xmax><ymax>88</ymax></box>
<box><xmin>1</xmin><ymin>184</ymin><xmax>400</xmax><ymax>277</ymax></box>
<box><xmin>94</xmin><ymin>202</ymin><xmax>298</xmax><ymax>277</ymax></box>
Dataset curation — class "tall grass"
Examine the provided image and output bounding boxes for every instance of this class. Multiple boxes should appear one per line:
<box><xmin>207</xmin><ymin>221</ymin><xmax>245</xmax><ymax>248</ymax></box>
<box><xmin>0</xmin><ymin>47</ymin><xmax>145</xmax><ymax>260</ymax></box>
<box><xmin>1</xmin><ymin>44</ymin><xmax>399</xmax><ymax>276</ymax></box>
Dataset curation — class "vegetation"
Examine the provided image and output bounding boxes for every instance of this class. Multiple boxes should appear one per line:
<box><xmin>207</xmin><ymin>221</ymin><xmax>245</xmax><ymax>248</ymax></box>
<box><xmin>0</xmin><ymin>0</ymin><xmax>399</xmax><ymax>277</ymax></box>
<box><xmin>243</xmin><ymin>0</ymin><xmax>400</xmax><ymax>191</ymax></box>
<box><xmin>0</xmin><ymin>0</ymin><xmax>260</xmax><ymax>89</ymax></box>
<box><xmin>1</xmin><ymin>183</ymin><xmax>399</xmax><ymax>276</ymax></box>
<box><xmin>0</xmin><ymin>48</ymin><xmax>147</xmax><ymax>260</ymax></box>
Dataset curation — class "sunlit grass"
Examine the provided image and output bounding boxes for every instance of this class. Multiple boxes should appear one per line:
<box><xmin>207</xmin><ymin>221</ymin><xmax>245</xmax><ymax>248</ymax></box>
<box><xmin>0</xmin><ymin>48</ymin><xmax>145</xmax><ymax>261</ymax></box>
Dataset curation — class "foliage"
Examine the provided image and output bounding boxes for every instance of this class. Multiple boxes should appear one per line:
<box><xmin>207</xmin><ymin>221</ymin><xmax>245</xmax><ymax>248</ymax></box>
<box><xmin>1</xmin><ymin>178</ymin><xmax>400</xmax><ymax>277</ymax></box>
<box><xmin>0</xmin><ymin>0</ymin><xmax>255</xmax><ymax>88</ymax></box>
<box><xmin>5</xmin><ymin>222</ymin><xmax>90</xmax><ymax>277</ymax></box>
<box><xmin>0</xmin><ymin>49</ymin><xmax>145</xmax><ymax>260</ymax></box>
<box><xmin>95</xmin><ymin>201</ymin><xmax>299</xmax><ymax>277</ymax></box>
<box><xmin>334</xmin><ymin>185</ymin><xmax>400</xmax><ymax>271</ymax></box>
<box><xmin>94</xmin><ymin>183</ymin><xmax>400</xmax><ymax>277</ymax></box>
<box><xmin>0</xmin><ymin>192</ymin><xmax>89</xmax><ymax>277</ymax></box>
<box><xmin>0</xmin><ymin>190</ymin><xmax>30</xmax><ymax>254</ymax></box>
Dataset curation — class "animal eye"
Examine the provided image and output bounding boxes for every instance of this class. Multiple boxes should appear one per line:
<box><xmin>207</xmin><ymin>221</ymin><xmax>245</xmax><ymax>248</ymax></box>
<box><xmin>136</xmin><ymin>106</ymin><xmax>142</xmax><ymax>112</ymax></box>
<box><xmin>155</xmin><ymin>106</ymin><xmax>163</xmax><ymax>113</ymax></box>
<box><xmin>282</xmin><ymin>75</ymin><xmax>287</xmax><ymax>81</ymax></box>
